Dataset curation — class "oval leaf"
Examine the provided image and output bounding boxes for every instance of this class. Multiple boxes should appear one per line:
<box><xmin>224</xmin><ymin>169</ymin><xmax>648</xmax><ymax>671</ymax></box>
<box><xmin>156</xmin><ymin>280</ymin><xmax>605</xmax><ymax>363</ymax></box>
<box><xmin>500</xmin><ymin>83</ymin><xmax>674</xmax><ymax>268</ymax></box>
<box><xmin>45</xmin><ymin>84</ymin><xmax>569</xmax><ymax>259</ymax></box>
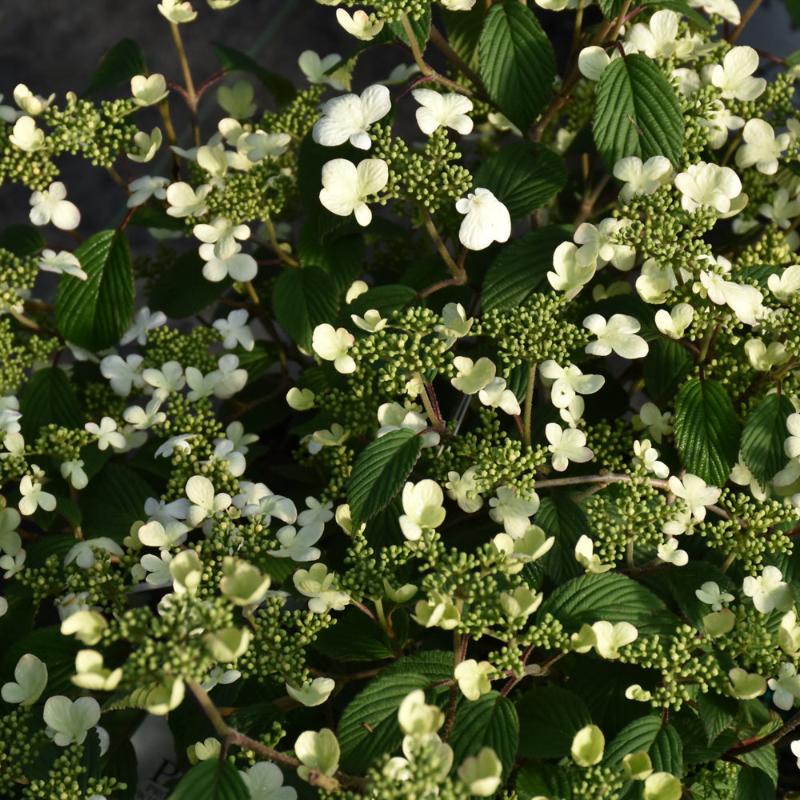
<box><xmin>740</xmin><ymin>393</ymin><xmax>794</xmax><ymax>485</ymax></box>
<box><xmin>450</xmin><ymin>691</ymin><xmax>519</xmax><ymax>775</ymax></box>
<box><xmin>168</xmin><ymin>758</ymin><xmax>248</xmax><ymax>800</ymax></box>
<box><xmin>272</xmin><ymin>266</ymin><xmax>339</xmax><ymax>351</ymax></box>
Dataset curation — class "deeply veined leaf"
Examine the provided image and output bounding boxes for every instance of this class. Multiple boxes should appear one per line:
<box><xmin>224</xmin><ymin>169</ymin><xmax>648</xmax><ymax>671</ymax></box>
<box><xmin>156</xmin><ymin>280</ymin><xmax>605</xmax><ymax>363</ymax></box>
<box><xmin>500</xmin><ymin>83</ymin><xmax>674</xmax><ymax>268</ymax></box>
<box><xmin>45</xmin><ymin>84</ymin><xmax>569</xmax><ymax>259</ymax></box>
<box><xmin>387</xmin><ymin>6</ymin><xmax>431</xmax><ymax>49</ymax></box>
<box><xmin>19</xmin><ymin>367</ymin><xmax>82</xmax><ymax>440</ymax></box>
<box><xmin>86</xmin><ymin>39</ymin><xmax>146</xmax><ymax>95</ymax></box>
<box><xmin>272</xmin><ymin>266</ymin><xmax>339</xmax><ymax>351</ymax></box>
<box><xmin>674</xmin><ymin>379</ymin><xmax>740</xmax><ymax>486</ymax></box>
<box><xmin>516</xmin><ymin>686</ymin><xmax>591</xmax><ymax>758</ymax></box>
<box><xmin>593</xmin><ymin>54</ymin><xmax>684</xmax><ymax>167</ymax></box>
<box><xmin>0</xmin><ymin>224</ymin><xmax>45</xmax><ymax>256</ymax></box>
<box><xmin>338</xmin><ymin>651</ymin><xmax>452</xmax><ymax>771</ymax></box>
<box><xmin>740</xmin><ymin>393</ymin><xmax>794</xmax><ymax>484</ymax></box>
<box><xmin>168</xmin><ymin>758</ymin><xmax>248</xmax><ymax>800</ymax></box>
<box><xmin>474</xmin><ymin>141</ymin><xmax>566</xmax><ymax>220</ymax></box>
<box><xmin>450</xmin><ymin>692</ymin><xmax>519</xmax><ymax>775</ymax></box>
<box><xmin>442</xmin><ymin>5</ymin><xmax>486</xmax><ymax>69</ymax></box>
<box><xmin>736</xmin><ymin>765</ymin><xmax>777</xmax><ymax>798</ymax></box>
<box><xmin>537</xmin><ymin>493</ymin><xmax>590</xmax><ymax>583</ymax></box>
<box><xmin>482</xmin><ymin>226</ymin><xmax>571</xmax><ymax>312</ymax></box>
<box><xmin>56</xmin><ymin>230</ymin><xmax>135</xmax><ymax>350</ymax></box>
<box><xmin>348</xmin><ymin>429</ymin><xmax>423</xmax><ymax>527</ymax></box>
<box><xmin>479</xmin><ymin>0</ymin><xmax>556</xmax><ymax>131</ymax></box>
<box><xmin>603</xmin><ymin>715</ymin><xmax>662</xmax><ymax>766</ymax></box>
<box><xmin>538</xmin><ymin>573</ymin><xmax>678</xmax><ymax>633</ymax></box>
<box><xmin>643</xmin><ymin>337</ymin><xmax>692</xmax><ymax>404</ymax></box>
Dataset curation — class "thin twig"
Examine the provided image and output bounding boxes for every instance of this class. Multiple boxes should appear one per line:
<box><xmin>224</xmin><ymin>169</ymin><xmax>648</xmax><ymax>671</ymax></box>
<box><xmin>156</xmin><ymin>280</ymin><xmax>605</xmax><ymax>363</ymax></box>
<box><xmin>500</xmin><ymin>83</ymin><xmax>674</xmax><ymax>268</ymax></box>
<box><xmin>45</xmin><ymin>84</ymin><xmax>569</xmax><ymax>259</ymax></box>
<box><xmin>728</xmin><ymin>0</ymin><xmax>763</xmax><ymax>44</ymax></box>
<box><xmin>169</xmin><ymin>22</ymin><xmax>201</xmax><ymax>147</ymax></box>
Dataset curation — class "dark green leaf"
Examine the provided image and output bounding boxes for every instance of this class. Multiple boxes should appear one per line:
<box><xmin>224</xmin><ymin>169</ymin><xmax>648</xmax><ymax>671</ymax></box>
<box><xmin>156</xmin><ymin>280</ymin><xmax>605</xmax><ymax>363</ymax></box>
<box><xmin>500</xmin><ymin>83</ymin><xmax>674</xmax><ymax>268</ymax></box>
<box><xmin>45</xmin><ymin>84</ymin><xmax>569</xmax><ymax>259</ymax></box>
<box><xmin>81</xmin><ymin>464</ymin><xmax>155</xmax><ymax>540</ymax></box>
<box><xmin>442</xmin><ymin>6</ymin><xmax>486</xmax><ymax>69</ymax></box>
<box><xmin>516</xmin><ymin>685</ymin><xmax>591</xmax><ymax>758</ymax></box>
<box><xmin>740</xmin><ymin>745</ymin><xmax>778</xmax><ymax>787</ymax></box>
<box><xmin>479</xmin><ymin>0</ymin><xmax>556</xmax><ymax>131</ymax></box>
<box><xmin>643</xmin><ymin>338</ymin><xmax>692</xmax><ymax>404</ymax></box>
<box><xmin>315</xmin><ymin>609</ymin><xmax>395</xmax><ymax>662</ymax></box>
<box><xmin>695</xmin><ymin>693</ymin><xmax>738</xmax><ymax>743</ymax></box>
<box><xmin>348</xmin><ymin>429</ymin><xmax>423</xmax><ymax>527</ymax></box>
<box><xmin>387</xmin><ymin>6</ymin><xmax>432</xmax><ymax>49</ymax></box>
<box><xmin>2</xmin><ymin>627</ymin><xmax>80</xmax><ymax>695</ymax></box>
<box><xmin>19</xmin><ymin>367</ymin><xmax>82</xmax><ymax>440</ymax></box>
<box><xmin>517</xmin><ymin>763</ymin><xmax>574</xmax><ymax>799</ymax></box>
<box><xmin>212</xmin><ymin>42</ymin><xmax>296</xmax><ymax>106</ymax></box>
<box><xmin>674</xmin><ymin>379</ymin><xmax>740</xmax><ymax>486</ymax></box>
<box><xmin>148</xmin><ymin>251</ymin><xmax>228</xmax><ymax>318</ymax></box>
<box><xmin>56</xmin><ymin>230</ymin><xmax>135</xmax><ymax>350</ymax></box>
<box><xmin>604</xmin><ymin>715</ymin><xmax>662</xmax><ymax>766</ymax></box>
<box><xmin>346</xmin><ymin>285</ymin><xmax>417</xmax><ymax>319</ymax></box>
<box><xmin>536</xmin><ymin>494</ymin><xmax>588</xmax><ymax>582</ymax></box>
<box><xmin>297</xmin><ymin>224</ymin><xmax>365</xmax><ymax>291</ymax></box>
<box><xmin>451</xmin><ymin>692</ymin><xmax>519</xmax><ymax>775</ymax></box>
<box><xmin>0</xmin><ymin>224</ymin><xmax>45</xmax><ymax>256</ymax></box>
<box><xmin>740</xmin><ymin>393</ymin><xmax>794</xmax><ymax>484</ymax></box>
<box><xmin>87</xmin><ymin>39</ymin><xmax>146</xmax><ymax>94</ymax></box>
<box><xmin>593</xmin><ymin>54</ymin><xmax>684</xmax><ymax>167</ymax></box>
<box><xmin>735</xmin><ymin>765</ymin><xmax>776</xmax><ymax>799</ymax></box>
<box><xmin>475</xmin><ymin>142</ymin><xmax>565</xmax><ymax>220</ymax></box>
<box><xmin>482</xmin><ymin>226</ymin><xmax>571</xmax><ymax>313</ymax></box>
<box><xmin>272</xmin><ymin>267</ymin><xmax>339</xmax><ymax>350</ymax></box>
<box><xmin>168</xmin><ymin>758</ymin><xmax>248</xmax><ymax>800</ymax></box>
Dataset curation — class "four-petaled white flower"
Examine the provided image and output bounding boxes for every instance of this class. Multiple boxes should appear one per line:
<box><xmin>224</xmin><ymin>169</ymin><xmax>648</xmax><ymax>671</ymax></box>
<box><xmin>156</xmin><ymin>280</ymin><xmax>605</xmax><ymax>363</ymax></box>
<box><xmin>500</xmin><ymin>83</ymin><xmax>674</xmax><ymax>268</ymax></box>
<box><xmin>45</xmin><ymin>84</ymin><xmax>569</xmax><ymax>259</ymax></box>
<box><xmin>269</xmin><ymin>524</ymin><xmax>323</xmax><ymax>562</ymax></box>
<box><xmin>655</xmin><ymin>303</ymin><xmax>694</xmax><ymax>340</ymax></box>
<box><xmin>130</xmin><ymin>74</ymin><xmax>168</xmax><ymax>107</ymax></box>
<box><xmin>742</xmin><ymin>566</ymin><xmax>792</xmax><ymax>614</ymax></box>
<box><xmin>454</xmin><ymin>659</ymin><xmax>493</xmax><ymax>701</ymax></box>
<box><xmin>29</xmin><ymin>182</ymin><xmax>81</xmax><ymax>230</ymax></box>
<box><xmin>488</xmin><ymin>486</ymin><xmax>539</xmax><ymax>537</ymax></box>
<box><xmin>478</xmin><ymin>377</ymin><xmax>521</xmax><ymax>416</ymax></box>
<box><xmin>213</xmin><ymin>308</ymin><xmax>254</xmax><ymax>350</ymax></box>
<box><xmin>657</xmin><ymin>537</ymin><xmax>688</xmax><ymax>566</ymax></box>
<box><xmin>696</xmin><ymin>581</ymin><xmax>734</xmax><ymax>611</ymax></box>
<box><xmin>312</xmin><ymin>323</ymin><xmax>356</xmax><ymax>374</ymax></box>
<box><xmin>706</xmin><ymin>46</ymin><xmax>766</xmax><ymax>102</ymax></box>
<box><xmin>412</xmin><ymin>89</ymin><xmax>474</xmax><ymax>136</ymax></box>
<box><xmin>455</xmin><ymin>189</ymin><xmax>511</xmax><ymax>251</ymax></box>
<box><xmin>10</xmin><ymin>116</ymin><xmax>45</xmax><ymax>152</ymax></box>
<box><xmin>583</xmin><ymin>313</ymin><xmax>649</xmax><ymax>360</ymax></box>
<box><xmin>85</xmin><ymin>417</ymin><xmax>125</xmax><ymax>451</ymax></box>
<box><xmin>768</xmin><ymin>663</ymin><xmax>800</xmax><ymax>711</ymax></box>
<box><xmin>545</xmin><ymin>423</ymin><xmax>593</xmax><ymax>472</ymax></box>
<box><xmin>698</xmin><ymin>269</ymin><xmax>765</xmax><ymax>326</ymax></box>
<box><xmin>298</xmin><ymin>50</ymin><xmax>346</xmax><ymax>89</ymax></box>
<box><xmin>185</xmin><ymin>475</ymin><xmax>232</xmax><ymax>528</ymax></box>
<box><xmin>43</xmin><ymin>695</ymin><xmax>101</xmax><ymax>746</ymax></box>
<box><xmin>39</xmin><ymin>249</ymin><xmax>87</xmax><ymax>281</ymax></box>
<box><xmin>319</xmin><ymin>158</ymin><xmax>388</xmax><ymax>226</ymax></box>
<box><xmin>674</xmin><ymin>162</ymin><xmax>742</xmax><ymax>213</ymax></box>
<box><xmin>239</xmin><ymin>762</ymin><xmax>297</xmax><ymax>800</ymax></box>
<box><xmin>574</xmin><ymin>218</ymin><xmax>635</xmax><ymax>271</ymax></box>
<box><xmin>166</xmin><ymin>181</ymin><xmax>211</xmax><ymax>218</ymax></box>
<box><xmin>613</xmin><ymin>156</ymin><xmax>672</xmax><ymax>203</ymax></box>
<box><xmin>19</xmin><ymin>467</ymin><xmax>56</xmax><ymax>516</ymax></box>
<box><xmin>591</xmin><ymin>621</ymin><xmax>639</xmax><ymax>659</ymax></box>
<box><xmin>335</xmin><ymin>9</ymin><xmax>384</xmax><ymax>41</ymax></box>
<box><xmin>451</xmin><ymin>356</ymin><xmax>496</xmax><ymax>395</ymax></box>
<box><xmin>547</xmin><ymin>242</ymin><xmax>595</xmax><ymax>300</ymax></box>
<box><xmin>400</xmin><ymin>480</ymin><xmax>446</xmax><ymax>541</ymax></box>
<box><xmin>127</xmin><ymin>175</ymin><xmax>169</xmax><ymax>207</ymax></box>
<box><xmin>313</xmin><ymin>84</ymin><xmax>390</xmax><ymax>150</ymax></box>
<box><xmin>627</xmin><ymin>10</ymin><xmax>691</xmax><ymax>60</ymax></box>
<box><xmin>540</xmin><ymin>360</ymin><xmax>605</xmax><ymax>417</ymax></box>
<box><xmin>668</xmin><ymin>474</ymin><xmax>721</xmax><ymax>521</ymax></box>
<box><xmin>735</xmin><ymin>119</ymin><xmax>790</xmax><ymax>175</ymax></box>
<box><xmin>1</xmin><ymin>654</ymin><xmax>48</xmax><ymax>706</ymax></box>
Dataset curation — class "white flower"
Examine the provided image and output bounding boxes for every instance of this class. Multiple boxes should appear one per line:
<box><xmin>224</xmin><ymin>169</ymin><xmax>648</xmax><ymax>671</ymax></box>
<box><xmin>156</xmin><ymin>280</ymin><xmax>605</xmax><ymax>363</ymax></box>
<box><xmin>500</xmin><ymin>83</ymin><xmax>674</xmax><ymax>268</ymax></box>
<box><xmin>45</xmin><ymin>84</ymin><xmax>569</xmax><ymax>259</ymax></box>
<box><xmin>583</xmin><ymin>313</ymin><xmax>649</xmax><ymax>359</ymax></box>
<box><xmin>335</xmin><ymin>9</ymin><xmax>384</xmax><ymax>40</ymax></box>
<box><xmin>286</xmin><ymin>387</ymin><xmax>315</xmax><ymax>411</ymax></box>
<box><xmin>154</xmin><ymin>433</ymin><xmax>195</xmax><ymax>458</ymax></box>
<box><xmin>657</xmin><ymin>537</ymin><xmax>688</xmax><ymax>566</ymax></box>
<box><xmin>488</xmin><ymin>486</ymin><xmax>539</xmax><ymax>537</ymax></box>
<box><xmin>298</xmin><ymin>50</ymin><xmax>346</xmax><ymax>89</ymax></box>
<box><xmin>494</xmin><ymin>525</ymin><xmax>554</xmax><ymax>572</ymax></box>
<box><xmin>13</xmin><ymin>84</ymin><xmax>54</xmax><ymax>116</ymax></box>
<box><xmin>634</xmin><ymin>439</ymin><xmax>669</xmax><ymax>478</ymax></box>
<box><xmin>655</xmin><ymin>303</ymin><xmax>694</xmax><ymax>339</ymax></box>
<box><xmin>575</xmin><ymin>535</ymin><xmax>613</xmax><ymax>573</ymax></box>
<box><xmin>458</xmin><ymin>748</ymin><xmax>502</xmax><ymax>797</ymax></box>
<box><xmin>209</xmin><ymin>354</ymin><xmax>248</xmax><ymax>399</ymax></box>
<box><xmin>768</xmin><ymin>663</ymin><xmax>800</xmax><ymax>711</ymax></box>
<box><xmin>213</xmin><ymin>309</ymin><xmax>254</xmax><ymax>350</ymax></box>
<box><xmin>140</xmin><ymin>551</ymin><xmax>173</xmax><ymax>587</ymax></box>
<box><xmin>454</xmin><ymin>660</ymin><xmax>493</xmax><ymax>701</ymax></box>
<box><xmin>43</xmin><ymin>696</ymin><xmax>101</xmax><ymax>746</ymax></box>
<box><xmin>200</xmin><ymin>243</ymin><xmax>258</xmax><ymax>283</ymax></box>
<box><xmin>127</xmin><ymin>175</ymin><xmax>169</xmax><ymax>207</ymax></box>
<box><xmin>85</xmin><ymin>417</ymin><xmax>125</xmax><ymax>451</ymax></box>
<box><xmin>19</xmin><ymin>468</ymin><xmax>57</xmax><ymax>516</ymax></box>
<box><xmin>578</xmin><ymin>46</ymin><xmax>614</xmax><ymax>81</ymax></box>
<box><xmin>689</xmin><ymin>0</ymin><xmax>740</xmax><ymax>22</ymax></box>
<box><xmin>445</xmin><ymin>467</ymin><xmax>483</xmax><ymax>513</ymax></box>
<box><xmin>699</xmin><ymin>101</ymin><xmax>744</xmax><ymax>149</ymax></box>
<box><xmin>793</xmin><ymin>740</ymin><xmax>800</xmax><ymax>770</ymax></box>
<box><xmin>293</xmin><ymin>563</ymin><xmax>349</xmax><ymax>614</ymax></box>
<box><xmin>319</xmin><ymin>158</ymin><xmax>388</xmax><ymax>226</ymax></box>
<box><xmin>668</xmin><ymin>474</ymin><xmax>721</xmax><ymax>521</ymax></box>
<box><xmin>0</xmin><ymin>507</ymin><xmax>21</xmax><ymax>555</ymax></box>
<box><xmin>377</xmin><ymin>402</ymin><xmax>438</xmax><ymax>448</ymax></box>
<box><xmin>626</xmin><ymin>10</ymin><xmax>689</xmax><ymax>59</ymax></box>
<box><xmin>546</xmin><ymin>423</ymin><xmax>593</xmax><ymax>472</ymax></box>
<box><xmin>158</xmin><ymin>0</ymin><xmax>198</xmax><ymax>23</ymax></box>
<box><xmin>674</xmin><ymin>162</ymin><xmax>742</xmax><ymax>213</ymax></box>
<box><xmin>440</xmin><ymin>0</ymin><xmax>477</xmax><ymax>8</ymax></box>
<box><xmin>400</xmin><ymin>480</ymin><xmax>446</xmax><ymax>541</ymax></box>
<box><xmin>269</xmin><ymin>524</ymin><xmax>323</xmax><ymax>562</ymax></box>
<box><xmin>9</xmin><ymin>116</ymin><xmax>45</xmax><ymax>152</ymax></box>
<box><xmin>478</xmin><ymin>377</ymin><xmax>521</xmax><ymax>416</ymax></box>
<box><xmin>39</xmin><ymin>249</ymin><xmax>87</xmax><ymax>281</ymax></box>
<box><xmin>166</xmin><ymin>181</ymin><xmax>211</xmax><ymax>218</ymax></box>
<box><xmin>60</xmin><ymin>459</ymin><xmax>88</xmax><ymax>490</ymax></box>
<box><xmin>345</xmin><ymin>280</ymin><xmax>369</xmax><ymax>303</ymax></box>
<box><xmin>451</xmin><ymin>356</ymin><xmax>496</xmax><ymax>394</ymax></box>
<box><xmin>574</xmin><ymin>218</ymin><xmax>635</xmax><ymax>271</ymax></box>
<box><xmin>698</xmin><ymin>270</ymin><xmax>765</xmax><ymax>326</ymax></box>
<box><xmin>130</xmin><ymin>74</ymin><xmax>168</xmax><ymax>107</ymax></box>
<box><xmin>759</xmin><ymin>188</ymin><xmax>800</xmax><ymax>229</ymax></box>
<box><xmin>312</xmin><ymin>323</ymin><xmax>356</xmax><ymax>374</ymax></box>
<box><xmin>239</xmin><ymin>762</ymin><xmax>297</xmax><ymax>800</ymax></box>
<box><xmin>455</xmin><ymin>189</ymin><xmax>511</xmax><ymax>251</ymax></box>
<box><xmin>540</xmin><ymin>360</ymin><xmax>604</xmax><ymax>415</ymax></box>
<box><xmin>636</xmin><ymin>258</ymin><xmax>677</xmax><ymax>304</ymax></box>
<box><xmin>121</xmin><ymin>306</ymin><xmax>167</xmax><ymax>346</ymax></box>
<box><xmin>769</xmin><ymin>264</ymin><xmax>800</xmax><ymax>302</ymax></box>
<box><xmin>1</xmin><ymin>654</ymin><xmax>48</xmax><ymax>706</ymax></box>
<box><xmin>745</xmin><ymin>338</ymin><xmax>789</xmax><ymax>372</ymax></box>
<box><xmin>435</xmin><ymin>302</ymin><xmax>474</xmax><ymax>348</ymax></box>
<box><xmin>351</xmin><ymin>308</ymin><xmax>387</xmax><ymax>333</ymax></box>
<box><xmin>742</xmin><ymin>566</ymin><xmax>792</xmax><ymax>614</ymax></box>
<box><xmin>786</xmin><ymin>413</ymin><xmax>800</xmax><ymax>461</ymax></box>
<box><xmin>123</xmin><ymin>398</ymin><xmax>166</xmax><ymax>430</ymax></box>
<box><xmin>127</xmin><ymin>128</ymin><xmax>163</xmax><ymax>164</ymax></box>
<box><xmin>613</xmin><ymin>156</ymin><xmax>672</xmax><ymax>203</ymax></box>
<box><xmin>29</xmin><ymin>182</ymin><xmax>80</xmax><ymax>230</ymax></box>
<box><xmin>0</xmin><ymin>397</ymin><xmax>21</xmax><ymax>435</ymax></box>
<box><xmin>547</xmin><ymin>242</ymin><xmax>595</xmax><ymax>300</ymax></box>
<box><xmin>313</xmin><ymin>84</ymin><xmax>390</xmax><ymax>150</ymax></box>
<box><xmin>695</xmin><ymin>581</ymin><xmax>734</xmax><ymax>611</ymax></box>
<box><xmin>735</xmin><ymin>119</ymin><xmax>790</xmax><ymax>175</ymax></box>
<box><xmin>707</xmin><ymin>46</ymin><xmax>766</xmax><ymax>101</ymax></box>
<box><xmin>413</xmin><ymin>89</ymin><xmax>473</xmax><ymax>136</ymax></box>
<box><xmin>185</xmin><ymin>475</ymin><xmax>232</xmax><ymax>527</ymax></box>
<box><xmin>143</xmin><ymin>360</ymin><xmax>185</xmax><ymax>398</ymax></box>
<box><xmin>591</xmin><ymin>621</ymin><xmax>639</xmax><ymax>659</ymax></box>
<box><xmin>65</xmin><ymin>538</ymin><xmax>123</xmax><ymax>569</ymax></box>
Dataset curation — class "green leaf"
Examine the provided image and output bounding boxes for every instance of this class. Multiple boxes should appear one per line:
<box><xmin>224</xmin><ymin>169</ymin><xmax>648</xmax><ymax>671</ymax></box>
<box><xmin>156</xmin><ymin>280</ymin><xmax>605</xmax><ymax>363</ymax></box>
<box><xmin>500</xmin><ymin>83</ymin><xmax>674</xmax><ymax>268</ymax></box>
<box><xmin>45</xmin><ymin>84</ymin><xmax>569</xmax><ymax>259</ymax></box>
<box><xmin>516</xmin><ymin>685</ymin><xmax>591</xmax><ymax>758</ymax></box>
<box><xmin>603</xmin><ymin>715</ymin><xmax>662</xmax><ymax>766</ymax></box>
<box><xmin>451</xmin><ymin>692</ymin><xmax>519</xmax><ymax>775</ymax></box>
<box><xmin>695</xmin><ymin>694</ymin><xmax>738</xmax><ymax>743</ymax></box>
<box><xmin>86</xmin><ymin>39</ymin><xmax>146</xmax><ymax>95</ymax></box>
<box><xmin>56</xmin><ymin>230</ymin><xmax>135</xmax><ymax>350</ymax></box>
<box><xmin>735</xmin><ymin>765</ymin><xmax>776</xmax><ymax>799</ymax></box>
<box><xmin>536</xmin><ymin>494</ymin><xmax>588</xmax><ymax>583</ymax></box>
<box><xmin>482</xmin><ymin>226</ymin><xmax>571</xmax><ymax>313</ymax></box>
<box><xmin>593</xmin><ymin>54</ymin><xmax>684</xmax><ymax>167</ymax></box>
<box><xmin>442</xmin><ymin>6</ymin><xmax>486</xmax><ymax>69</ymax></box>
<box><xmin>272</xmin><ymin>267</ymin><xmax>339</xmax><ymax>351</ymax></box>
<box><xmin>168</xmin><ymin>758</ymin><xmax>248</xmax><ymax>800</ymax></box>
<box><xmin>0</xmin><ymin>224</ymin><xmax>45</xmax><ymax>256</ymax></box>
<box><xmin>80</xmin><ymin>464</ymin><xmax>155</xmax><ymax>540</ymax></box>
<box><xmin>643</xmin><ymin>337</ymin><xmax>692</xmax><ymax>404</ymax></box>
<box><xmin>474</xmin><ymin>142</ymin><xmax>565</xmax><ymax>220</ymax></box>
<box><xmin>212</xmin><ymin>42</ymin><xmax>296</xmax><ymax>107</ymax></box>
<box><xmin>338</xmin><ymin>651</ymin><xmax>452</xmax><ymax>771</ymax></box>
<box><xmin>740</xmin><ymin>393</ymin><xmax>794</xmax><ymax>485</ymax></box>
<box><xmin>314</xmin><ymin>609</ymin><xmax>396</xmax><ymax>662</ymax></box>
<box><xmin>19</xmin><ymin>367</ymin><xmax>82</xmax><ymax>440</ymax></box>
<box><xmin>740</xmin><ymin>745</ymin><xmax>778</xmax><ymax>787</ymax></box>
<box><xmin>649</xmin><ymin>724</ymin><xmax>683</xmax><ymax>776</ymax></box>
<box><xmin>2</xmin><ymin>627</ymin><xmax>80</xmax><ymax>695</ymax></box>
<box><xmin>479</xmin><ymin>0</ymin><xmax>556</xmax><ymax>131</ymax></box>
<box><xmin>674</xmin><ymin>379</ymin><xmax>740</xmax><ymax>486</ymax></box>
<box><xmin>345</xmin><ymin>285</ymin><xmax>417</xmax><ymax>319</ymax></box>
<box><xmin>348</xmin><ymin>429</ymin><xmax>423</xmax><ymax>527</ymax></box>
<box><xmin>641</xmin><ymin>0</ymin><xmax>711</xmax><ymax>26</ymax></box>
<box><xmin>297</xmin><ymin>224</ymin><xmax>365</xmax><ymax>291</ymax></box>
<box><xmin>387</xmin><ymin>7</ymin><xmax>432</xmax><ymax>48</ymax></box>
<box><xmin>148</xmin><ymin>251</ymin><xmax>228</xmax><ymax>318</ymax></box>
<box><xmin>517</xmin><ymin>763</ymin><xmax>574</xmax><ymax>799</ymax></box>
<box><xmin>538</xmin><ymin>573</ymin><xmax>678</xmax><ymax>634</ymax></box>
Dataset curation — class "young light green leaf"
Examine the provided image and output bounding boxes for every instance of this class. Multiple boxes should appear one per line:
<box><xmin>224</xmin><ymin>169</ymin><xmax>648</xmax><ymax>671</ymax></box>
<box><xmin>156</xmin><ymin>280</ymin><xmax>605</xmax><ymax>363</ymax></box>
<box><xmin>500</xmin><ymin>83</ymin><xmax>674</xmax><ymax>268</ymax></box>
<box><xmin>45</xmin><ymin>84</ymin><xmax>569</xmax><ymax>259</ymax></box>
<box><xmin>593</xmin><ymin>54</ymin><xmax>684</xmax><ymax>167</ymax></box>
<box><xmin>479</xmin><ymin>0</ymin><xmax>555</xmax><ymax>131</ymax></box>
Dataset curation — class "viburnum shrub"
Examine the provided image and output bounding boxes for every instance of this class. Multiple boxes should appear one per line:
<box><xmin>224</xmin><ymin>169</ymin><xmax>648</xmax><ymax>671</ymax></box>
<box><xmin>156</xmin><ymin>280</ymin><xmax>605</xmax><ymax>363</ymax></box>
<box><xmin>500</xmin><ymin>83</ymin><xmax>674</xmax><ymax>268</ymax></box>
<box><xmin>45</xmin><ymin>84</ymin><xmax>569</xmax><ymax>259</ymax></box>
<box><xmin>3</xmin><ymin>0</ymin><xmax>800</xmax><ymax>797</ymax></box>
